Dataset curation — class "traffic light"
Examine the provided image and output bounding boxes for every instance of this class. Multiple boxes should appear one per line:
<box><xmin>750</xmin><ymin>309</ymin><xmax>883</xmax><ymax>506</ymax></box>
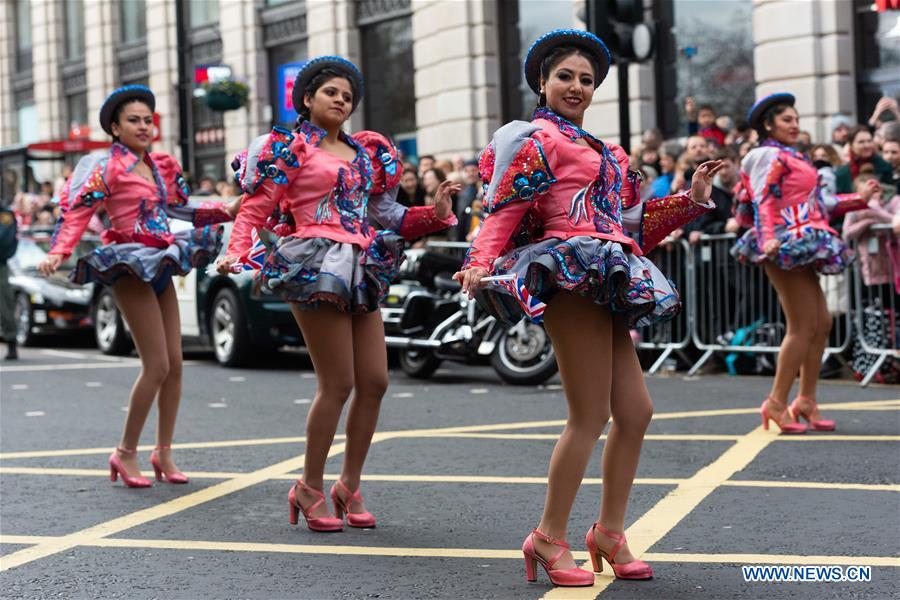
<box><xmin>585</xmin><ymin>0</ymin><xmax>654</xmax><ymax>62</ymax></box>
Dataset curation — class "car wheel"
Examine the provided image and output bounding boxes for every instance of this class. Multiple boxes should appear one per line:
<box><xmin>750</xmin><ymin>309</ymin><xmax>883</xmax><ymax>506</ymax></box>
<box><xmin>93</xmin><ymin>287</ymin><xmax>132</xmax><ymax>355</ymax></box>
<box><xmin>14</xmin><ymin>293</ymin><xmax>35</xmax><ymax>346</ymax></box>
<box><xmin>210</xmin><ymin>287</ymin><xmax>253</xmax><ymax>367</ymax></box>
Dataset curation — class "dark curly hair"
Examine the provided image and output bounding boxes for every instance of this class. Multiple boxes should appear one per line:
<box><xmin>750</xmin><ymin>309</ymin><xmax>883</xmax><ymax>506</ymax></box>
<box><xmin>296</xmin><ymin>67</ymin><xmax>357</xmax><ymax>122</ymax></box>
<box><xmin>537</xmin><ymin>46</ymin><xmax>601</xmax><ymax>109</ymax></box>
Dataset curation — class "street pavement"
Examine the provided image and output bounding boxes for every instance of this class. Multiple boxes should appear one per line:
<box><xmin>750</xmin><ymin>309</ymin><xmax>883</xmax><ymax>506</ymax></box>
<box><xmin>0</xmin><ymin>344</ymin><xmax>898</xmax><ymax>599</ymax></box>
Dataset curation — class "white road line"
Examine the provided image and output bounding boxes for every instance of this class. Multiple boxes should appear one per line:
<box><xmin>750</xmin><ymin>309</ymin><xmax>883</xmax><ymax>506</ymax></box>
<box><xmin>469</xmin><ymin>389</ymin><xmax>489</xmax><ymax>394</ymax></box>
<box><xmin>0</xmin><ymin>359</ymin><xmax>204</xmax><ymax>373</ymax></box>
<box><xmin>228</xmin><ymin>376</ymin><xmax>245</xmax><ymax>382</ymax></box>
<box><xmin>300</xmin><ymin>373</ymin><xmax>316</xmax><ymax>379</ymax></box>
<box><xmin>393</xmin><ymin>392</ymin><xmax>414</xmax><ymax>398</ymax></box>
<box><xmin>39</xmin><ymin>349</ymin><xmax>124</xmax><ymax>363</ymax></box>
<box><xmin>84</xmin><ymin>382</ymin><xmax>102</xmax><ymax>388</ymax></box>
<box><xmin>208</xmin><ymin>403</ymin><xmax>227</xmax><ymax>408</ymax></box>
<box><xmin>24</xmin><ymin>411</ymin><xmax>45</xmax><ymax>417</ymax></box>
<box><xmin>11</xmin><ymin>384</ymin><xmax>28</xmax><ymax>390</ymax></box>
<box><xmin>293</xmin><ymin>399</ymin><xmax>311</xmax><ymax>404</ymax></box>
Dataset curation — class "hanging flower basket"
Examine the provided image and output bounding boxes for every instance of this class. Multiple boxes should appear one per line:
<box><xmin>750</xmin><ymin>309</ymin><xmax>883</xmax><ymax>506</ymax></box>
<box><xmin>204</xmin><ymin>80</ymin><xmax>250</xmax><ymax>111</ymax></box>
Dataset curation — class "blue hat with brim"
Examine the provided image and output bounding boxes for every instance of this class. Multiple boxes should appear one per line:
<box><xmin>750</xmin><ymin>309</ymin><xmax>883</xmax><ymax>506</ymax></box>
<box><xmin>292</xmin><ymin>56</ymin><xmax>365</xmax><ymax>114</ymax></box>
<box><xmin>99</xmin><ymin>85</ymin><xmax>155</xmax><ymax>135</ymax></box>
<box><xmin>524</xmin><ymin>29</ymin><xmax>612</xmax><ymax>95</ymax></box>
<box><xmin>747</xmin><ymin>93</ymin><xmax>795</xmax><ymax>130</ymax></box>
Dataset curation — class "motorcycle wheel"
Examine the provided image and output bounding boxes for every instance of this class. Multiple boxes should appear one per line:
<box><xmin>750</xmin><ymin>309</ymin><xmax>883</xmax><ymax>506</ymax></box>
<box><xmin>491</xmin><ymin>321</ymin><xmax>558</xmax><ymax>385</ymax></box>
<box><xmin>398</xmin><ymin>347</ymin><xmax>442</xmax><ymax>379</ymax></box>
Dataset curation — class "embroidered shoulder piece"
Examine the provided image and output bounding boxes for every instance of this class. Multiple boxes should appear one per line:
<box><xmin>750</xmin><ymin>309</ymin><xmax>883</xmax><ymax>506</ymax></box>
<box><xmin>64</xmin><ymin>151</ymin><xmax>114</xmax><ymax>212</ymax></box>
<box><xmin>150</xmin><ymin>152</ymin><xmax>190</xmax><ymax>207</ymax></box>
<box><xmin>236</xmin><ymin>126</ymin><xmax>301</xmax><ymax>194</ymax></box>
<box><xmin>352</xmin><ymin>130</ymin><xmax>401</xmax><ymax>194</ymax></box>
<box><xmin>483</xmin><ymin>121</ymin><xmax>555</xmax><ymax>214</ymax></box>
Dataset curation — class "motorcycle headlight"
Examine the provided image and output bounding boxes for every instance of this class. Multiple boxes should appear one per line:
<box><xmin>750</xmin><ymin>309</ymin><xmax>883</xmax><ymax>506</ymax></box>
<box><xmin>64</xmin><ymin>287</ymin><xmax>91</xmax><ymax>302</ymax></box>
<box><xmin>30</xmin><ymin>292</ymin><xmax>45</xmax><ymax>304</ymax></box>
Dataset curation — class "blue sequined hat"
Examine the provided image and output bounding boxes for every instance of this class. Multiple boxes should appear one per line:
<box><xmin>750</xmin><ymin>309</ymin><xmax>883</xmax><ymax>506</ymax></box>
<box><xmin>747</xmin><ymin>93</ymin><xmax>795</xmax><ymax>130</ymax></box>
<box><xmin>292</xmin><ymin>56</ymin><xmax>365</xmax><ymax>114</ymax></box>
<box><xmin>524</xmin><ymin>29</ymin><xmax>612</xmax><ymax>95</ymax></box>
<box><xmin>99</xmin><ymin>85</ymin><xmax>155</xmax><ymax>135</ymax></box>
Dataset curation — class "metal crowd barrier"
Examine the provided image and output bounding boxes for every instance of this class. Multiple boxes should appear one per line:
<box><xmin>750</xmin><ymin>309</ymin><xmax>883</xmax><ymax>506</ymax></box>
<box><xmin>850</xmin><ymin>223</ymin><xmax>899</xmax><ymax>386</ymax></box>
<box><xmin>640</xmin><ymin>238</ymin><xmax>694</xmax><ymax>373</ymax></box>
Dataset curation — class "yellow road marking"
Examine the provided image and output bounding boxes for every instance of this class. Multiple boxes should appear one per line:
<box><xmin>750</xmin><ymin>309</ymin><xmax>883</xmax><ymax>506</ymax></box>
<box><xmin>2</xmin><ymin>535</ymin><xmax>897</xmax><ymax>568</ymax></box>
<box><xmin>417</xmin><ymin>433</ymin><xmax>743</xmax><ymax>441</ymax></box>
<box><xmin>4</xmin><ymin>468</ymin><xmax>897</xmax><ymax>493</ymax></box>
<box><xmin>0</xmin><ymin>440</ymin><xmax>354</xmax><ymax>572</ymax></box>
<box><xmin>542</xmin><ymin>426</ymin><xmax>778</xmax><ymax>600</ymax></box>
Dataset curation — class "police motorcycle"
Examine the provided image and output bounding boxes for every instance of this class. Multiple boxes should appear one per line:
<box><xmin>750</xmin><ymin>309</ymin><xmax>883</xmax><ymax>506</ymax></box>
<box><xmin>381</xmin><ymin>242</ymin><xmax>558</xmax><ymax>385</ymax></box>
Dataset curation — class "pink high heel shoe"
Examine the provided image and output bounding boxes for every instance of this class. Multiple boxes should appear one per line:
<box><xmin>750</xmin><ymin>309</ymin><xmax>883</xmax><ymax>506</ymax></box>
<box><xmin>760</xmin><ymin>398</ymin><xmax>807</xmax><ymax>434</ymax></box>
<box><xmin>150</xmin><ymin>445</ymin><xmax>189</xmax><ymax>484</ymax></box>
<box><xmin>108</xmin><ymin>447</ymin><xmax>152</xmax><ymax>488</ymax></box>
<box><xmin>288</xmin><ymin>480</ymin><xmax>344</xmax><ymax>532</ymax></box>
<box><xmin>585</xmin><ymin>522</ymin><xmax>653</xmax><ymax>580</ymax></box>
<box><xmin>789</xmin><ymin>395</ymin><xmax>835</xmax><ymax>431</ymax></box>
<box><xmin>522</xmin><ymin>529</ymin><xmax>595</xmax><ymax>587</ymax></box>
<box><xmin>330</xmin><ymin>479</ymin><xmax>376</xmax><ymax>528</ymax></box>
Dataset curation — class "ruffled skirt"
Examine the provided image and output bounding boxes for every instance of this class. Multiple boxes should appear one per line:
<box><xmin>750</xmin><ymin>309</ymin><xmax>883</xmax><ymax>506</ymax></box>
<box><xmin>477</xmin><ymin>236</ymin><xmax>681</xmax><ymax>327</ymax></box>
<box><xmin>70</xmin><ymin>225</ymin><xmax>223</xmax><ymax>294</ymax></box>
<box><xmin>731</xmin><ymin>227</ymin><xmax>853</xmax><ymax>274</ymax></box>
<box><xmin>259</xmin><ymin>231</ymin><xmax>406</xmax><ymax>313</ymax></box>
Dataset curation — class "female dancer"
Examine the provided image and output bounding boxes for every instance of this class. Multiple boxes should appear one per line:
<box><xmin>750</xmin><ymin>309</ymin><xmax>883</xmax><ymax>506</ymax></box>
<box><xmin>216</xmin><ymin>57</ymin><xmax>457</xmax><ymax>532</ymax></box>
<box><xmin>37</xmin><ymin>85</ymin><xmax>236</xmax><ymax>487</ymax></box>
<box><xmin>454</xmin><ymin>29</ymin><xmax>722</xmax><ymax>586</ymax></box>
<box><xmin>732</xmin><ymin>93</ymin><xmax>879</xmax><ymax>433</ymax></box>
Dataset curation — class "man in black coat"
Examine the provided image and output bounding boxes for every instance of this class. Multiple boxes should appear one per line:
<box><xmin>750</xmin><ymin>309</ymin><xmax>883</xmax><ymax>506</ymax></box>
<box><xmin>0</xmin><ymin>201</ymin><xmax>19</xmax><ymax>359</ymax></box>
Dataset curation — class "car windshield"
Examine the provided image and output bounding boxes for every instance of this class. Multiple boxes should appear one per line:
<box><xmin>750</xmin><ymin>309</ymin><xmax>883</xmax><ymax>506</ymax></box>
<box><xmin>14</xmin><ymin>236</ymin><xmax>99</xmax><ymax>271</ymax></box>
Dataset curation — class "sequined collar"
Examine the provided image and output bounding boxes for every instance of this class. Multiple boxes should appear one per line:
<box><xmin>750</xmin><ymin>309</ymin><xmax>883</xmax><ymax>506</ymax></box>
<box><xmin>111</xmin><ymin>142</ymin><xmax>167</xmax><ymax>203</ymax></box>
<box><xmin>295</xmin><ymin>119</ymin><xmax>373</xmax><ymax>189</ymax></box>
<box><xmin>761</xmin><ymin>138</ymin><xmax>809</xmax><ymax>163</ymax></box>
<box><xmin>532</xmin><ymin>107</ymin><xmax>602</xmax><ymax>145</ymax></box>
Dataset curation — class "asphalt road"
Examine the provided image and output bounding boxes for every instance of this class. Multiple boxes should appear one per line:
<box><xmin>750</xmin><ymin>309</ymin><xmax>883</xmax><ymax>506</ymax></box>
<box><xmin>0</xmin><ymin>344</ymin><xmax>898</xmax><ymax>600</ymax></box>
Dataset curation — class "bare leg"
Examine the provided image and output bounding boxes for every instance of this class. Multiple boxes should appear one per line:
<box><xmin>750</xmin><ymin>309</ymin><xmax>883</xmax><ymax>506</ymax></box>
<box><xmin>291</xmin><ymin>304</ymin><xmax>354</xmax><ymax>518</ymax></box>
<box><xmin>797</xmin><ymin>280</ymin><xmax>832</xmax><ymax>419</ymax></box>
<box><xmin>112</xmin><ymin>276</ymin><xmax>170</xmax><ymax>478</ymax></box>
<box><xmin>154</xmin><ymin>282</ymin><xmax>184</xmax><ymax>473</ymax></box>
<box><xmin>593</xmin><ymin>318</ymin><xmax>654</xmax><ymax>564</ymax></box>
<box><xmin>534</xmin><ymin>292</ymin><xmax>613</xmax><ymax>570</ymax></box>
<box><xmin>336</xmin><ymin>310</ymin><xmax>389</xmax><ymax>513</ymax></box>
<box><xmin>764</xmin><ymin>264</ymin><xmax>821</xmax><ymax>420</ymax></box>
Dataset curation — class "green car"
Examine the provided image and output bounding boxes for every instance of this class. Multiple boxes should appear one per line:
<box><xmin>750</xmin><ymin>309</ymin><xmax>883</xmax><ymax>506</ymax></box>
<box><xmin>97</xmin><ymin>222</ymin><xmax>301</xmax><ymax>366</ymax></box>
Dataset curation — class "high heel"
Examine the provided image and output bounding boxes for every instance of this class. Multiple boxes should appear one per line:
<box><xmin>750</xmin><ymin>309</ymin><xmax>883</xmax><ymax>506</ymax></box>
<box><xmin>585</xmin><ymin>522</ymin><xmax>653</xmax><ymax>580</ymax></box>
<box><xmin>108</xmin><ymin>448</ymin><xmax>152</xmax><ymax>488</ymax></box>
<box><xmin>150</xmin><ymin>446</ymin><xmax>189</xmax><ymax>484</ymax></box>
<box><xmin>760</xmin><ymin>398</ymin><xmax>807</xmax><ymax>434</ymax></box>
<box><xmin>521</xmin><ymin>529</ymin><xmax>595</xmax><ymax>587</ymax></box>
<box><xmin>330</xmin><ymin>479</ymin><xmax>376</xmax><ymax>528</ymax></box>
<box><xmin>288</xmin><ymin>480</ymin><xmax>343</xmax><ymax>532</ymax></box>
<box><xmin>789</xmin><ymin>395</ymin><xmax>835</xmax><ymax>431</ymax></box>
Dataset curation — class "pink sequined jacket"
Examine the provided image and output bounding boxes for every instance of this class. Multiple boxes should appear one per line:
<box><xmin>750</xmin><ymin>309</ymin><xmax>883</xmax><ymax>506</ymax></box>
<box><xmin>463</xmin><ymin>109</ymin><xmax>713</xmax><ymax>271</ymax></box>
<box><xmin>49</xmin><ymin>144</ymin><xmax>232</xmax><ymax>259</ymax></box>
<box><xmin>739</xmin><ymin>143</ymin><xmax>863</xmax><ymax>245</ymax></box>
<box><xmin>227</xmin><ymin>121</ymin><xmax>456</xmax><ymax>260</ymax></box>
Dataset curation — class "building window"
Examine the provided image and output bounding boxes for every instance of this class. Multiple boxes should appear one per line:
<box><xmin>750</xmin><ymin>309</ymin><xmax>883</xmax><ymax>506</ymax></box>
<box><xmin>670</xmin><ymin>0</ymin><xmax>754</xmax><ymax>134</ymax></box>
<box><xmin>358</xmin><ymin>0</ymin><xmax>415</xmax><ymax>140</ymax></box>
<box><xmin>497</xmin><ymin>1</ymin><xmax>575</xmax><ymax>123</ymax></box>
<box><xmin>121</xmin><ymin>0</ymin><xmax>147</xmax><ymax>42</ymax></box>
<box><xmin>64</xmin><ymin>0</ymin><xmax>85</xmax><ymax>59</ymax></box>
<box><xmin>854</xmin><ymin>0</ymin><xmax>900</xmax><ymax>120</ymax></box>
<box><xmin>266</xmin><ymin>0</ymin><xmax>297</xmax><ymax>5</ymax></box>
<box><xmin>66</xmin><ymin>92</ymin><xmax>89</xmax><ymax>131</ymax></box>
<box><xmin>189</xmin><ymin>0</ymin><xmax>219</xmax><ymax>29</ymax></box>
<box><xmin>15</xmin><ymin>0</ymin><xmax>33</xmax><ymax>72</ymax></box>
<box><xmin>16</xmin><ymin>103</ymin><xmax>38</xmax><ymax>145</ymax></box>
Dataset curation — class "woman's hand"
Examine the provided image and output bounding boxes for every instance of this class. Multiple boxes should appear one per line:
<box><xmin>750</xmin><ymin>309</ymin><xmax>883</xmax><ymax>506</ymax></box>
<box><xmin>689</xmin><ymin>160</ymin><xmax>725</xmax><ymax>204</ymax></box>
<box><xmin>216</xmin><ymin>255</ymin><xmax>240</xmax><ymax>275</ymax></box>
<box><xmin>859</xmin><ymin>178</ymin><xmax>881</xmax><ymax>202</ymax></box>
<box><xmin>433</xmin><ymin>180</ymin><xmax>461</xmax><ymax>220</ymax></box>
<box><xmin>763</xmin><ymin>239</ymin><xmax>781</xmax><ymax>258</ymax></box>
<box><xmin>224</xmin><ymin>195</ymin><xmax>243</xmax><ymax>219</ymax></box>
<box><xmin>452</xmin><ymin>266</ymin><xmax>490</xmax><ymax>299</ymax></box>
<box><xmin>37</xmin><ymin>254</ymin><xmax>64</xmax><ymax>276</ymax></box>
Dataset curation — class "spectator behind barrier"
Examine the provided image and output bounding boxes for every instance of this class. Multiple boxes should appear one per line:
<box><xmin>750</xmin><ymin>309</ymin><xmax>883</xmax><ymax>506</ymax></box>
<box><xmin>397</xmin><ymin>167</ymin><xmax>425</xmax><ymax>208</ymax></box>
<box><xmin>842</xmin><ymin>173</ymin><xmax>900</xmax><ymax>287</ymax></box>
<box><xmin>836</xmin><ymin>126</ymin><xmax>894</xmax><ymax>193</ymax></box>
